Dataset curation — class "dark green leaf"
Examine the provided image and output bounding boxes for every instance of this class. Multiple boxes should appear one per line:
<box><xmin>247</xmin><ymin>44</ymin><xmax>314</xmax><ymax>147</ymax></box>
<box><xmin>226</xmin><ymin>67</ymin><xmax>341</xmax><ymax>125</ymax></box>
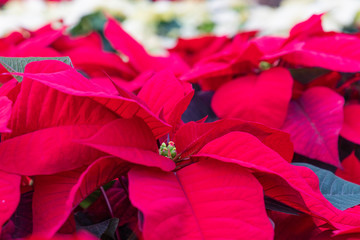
<box><xmin>79</xmin><ymin>180</ymin><xmax>115</xmax><ymax>209</ymax></box>
<box><xmin>289</xmin><ymin>67</ymin><xmax>330</xmax><ymax>84</ymax></box>
<box><xmin>69</xmin><ymin>11</ymin><xmax>120</xmax><ymax>52</ymax></box>
<box><xmin>156</xmin><ymin>19</ymin><xmax>181</xmax><ymax>37</ymax></box>
<box><xmin>293</xmin><ymin>162</ymin><xmax>360</xmax><ymax>210</ymax></box>
<box><xmin>70</xmin><ymin>11</ymin><xmax>108</xmax><ymax>36</ymax></box>
<box><xmin>77</xmin><ymin>218</ymin><xmax>119</xmax><ymax>240</ymax></box>
<box><xmin>0</xmin><ymin>56</ymin><xmax>73</xmax><ymax>82</ymax></box>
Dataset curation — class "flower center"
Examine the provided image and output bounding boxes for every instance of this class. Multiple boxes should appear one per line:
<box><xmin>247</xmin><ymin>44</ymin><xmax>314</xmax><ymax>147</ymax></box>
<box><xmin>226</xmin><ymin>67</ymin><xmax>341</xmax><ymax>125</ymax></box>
<box><xmin>159</xmin><ymin>141</ymin><xmax>177</xmax><ymax>159</ymax></box>
<box><xmin>259</xmin><ymin>61</ymin><xmax>272</xmax><ymax>71</ymax></box>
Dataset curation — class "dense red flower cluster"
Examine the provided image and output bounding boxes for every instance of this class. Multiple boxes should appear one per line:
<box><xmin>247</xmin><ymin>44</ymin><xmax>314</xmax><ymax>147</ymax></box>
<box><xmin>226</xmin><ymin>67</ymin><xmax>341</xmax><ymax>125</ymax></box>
<box><xmin>1</xmin><ymin>13</ymin><xmax>360</xmax><ymax>239</ymax></box>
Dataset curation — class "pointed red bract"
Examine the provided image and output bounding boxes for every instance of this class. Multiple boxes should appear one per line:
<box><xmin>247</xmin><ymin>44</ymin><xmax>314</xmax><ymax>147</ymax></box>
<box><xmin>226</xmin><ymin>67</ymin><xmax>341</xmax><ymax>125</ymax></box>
<box><xmin>64</xmin><ymin>47</ymin><xmax>136</xmax><ymax>79</ymax></box>
<box><xmin>281</xmin><ymin>87</ymin><xmax>344</xmax><ymax>167</ymax></box>
<box><xmin>260</xmin><ymin>14</ymin><xmax>360</xmax><ymax>72</ymax></box>
<box><xmin>340</xmin><ymin>104</ymin><xmax>360</xmax><ymax>145</ymax></box>
<box><xmin>77</xmin><ymin>118</ymin><xmax>175</xmax><ymax>171</ymax></box>
<box><xmin>169</xmin><ymin>36</ymin><xmax>231</xmax><ymax>67</ymax></box>
<box><xmin>0</xmin><ymin>125</ymin><xmax>105</xmax><ymax>175</ymax></box>
<box><xmin>104</xmin><ymin>17</ymin><xmax>189</xmax><ymax>76</ymax></box>
<box><xmin>104</xmin><ymin>17</ymin><xmax>154</xmax><ymax>72</ymax></box>
<box><xmin>128</xmin><ymin>160</ymin><xmax>273</xmax><ymax>240</ymax></box>
<box><xmin>138</xmin><ymin>70</ymin><xmax>194</xmax><ymax>129</ymax></box>
<box><xmin>0</xmin><ymin>96</ymin><xmax>12</xmax><ymax>133</ymax></box>
<box><xmin>212</xmin><ymin>67</ymin><xmax>293</xmax><ymax>128</ymax></box>
<box><xmin>14</xmin><ymin>27</ymin><xmax>63</xmax><ymax>56</ymax></box>
<box><xmin>174</xmin><ymin>119</ymin><xmax>293</xmax><ymax>162</ymax></box>
<box><xmin>287</xmin><ymin>13</ymin><xmax>324</xmax><ymax>42</ymax></box>
<box><xmin>32</xmin><ymin>156</ymin><xmax>128</xmax><ymax>238</ymax></box>
<box><xmin>8</xmin><ymin>60</ymin><xmax>170</xmax><ymax>138</ymax></box>
<box><xmin>192</xmin><ymin>131</ymin><xmax>360</xmax><ymax>231</ymax></box>
<box><xmin>181</xmin><ymin>44</ymin><xmax>261</xmax><ymax>90</ymax></box>
<box><xmin>280</xmin><ymin>34</ymin><xmax>360</xmax><ymax>72</ymax></box>
<box><xmin>52</xmin><ymin>32</ymin><xmax>103</xmax><ymax>52</ymax></box>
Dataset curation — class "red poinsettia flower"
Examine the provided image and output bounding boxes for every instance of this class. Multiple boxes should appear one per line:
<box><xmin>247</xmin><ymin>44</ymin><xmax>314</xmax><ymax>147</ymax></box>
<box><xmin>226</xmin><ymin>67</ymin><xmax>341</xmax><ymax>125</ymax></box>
<box><xmin>0</xmin><ymin>59</ymin><xmax>172</xmax><ymax>237</ymax></box>
<box><xmin>104</xmin><ymin>17</ymin><xmax>190</xmax><ymax>78</ymax></box>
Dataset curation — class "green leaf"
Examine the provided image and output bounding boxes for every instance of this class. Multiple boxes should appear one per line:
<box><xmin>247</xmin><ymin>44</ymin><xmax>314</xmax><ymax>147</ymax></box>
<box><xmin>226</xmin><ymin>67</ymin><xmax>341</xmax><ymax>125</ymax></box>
<box><xmin>197</xmin><ymin>20</ymin><xmax>215</xmax><ymax>34</ymax></box>
<box><xmin>0</xmin><ymin>56</ymin><xmax>73</xmax><ymax>83</ymax></box>
<box><xmin>70</xmin><ymin>11</ymin><xmax>108</xmax><ymax>36</ymax></box>
<box><xmin>294</xmin><ymin>162</ymin><xmax>360</xmax><ymax>210</ymax></box>
<box><xmin>77</xmin><ymin>217</ymin><xmax>119</xmax><ymax>240</ymax></box>
<box><xmin>79</xmin><ymin>180</ymin><xmax>115</xmax><ymax>209</ymax></box>
<box><xmin>289</xmin><ymin>67</ymin><xmax>330</xmax><ymax>84</ymax></box>
<box><xmin>69</xmin><ymin>11</ymin><xmax>120</xmax><ymax>52</ymax></box>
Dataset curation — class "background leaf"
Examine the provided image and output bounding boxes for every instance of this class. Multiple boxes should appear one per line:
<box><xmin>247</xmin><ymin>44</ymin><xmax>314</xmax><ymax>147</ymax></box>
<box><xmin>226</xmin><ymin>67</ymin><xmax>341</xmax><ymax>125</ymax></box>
<box><xmin>294</xmin><ymin>162</ymin><xmax>360</xmax><ymax>210</ymax></box>
<box><xmin>77</xmin><ymin>217</ymin><xmax>119</xmax><ymax>240</ymax></box>
<box><xmin>0</xmin><ymin>56</ymin><xmax>73</xmax><ymax>82</ymax></box>
<box><xmin>9</xmin><ymin>191</ymin><xmax>33</xmax><ymax>238</ymax></box>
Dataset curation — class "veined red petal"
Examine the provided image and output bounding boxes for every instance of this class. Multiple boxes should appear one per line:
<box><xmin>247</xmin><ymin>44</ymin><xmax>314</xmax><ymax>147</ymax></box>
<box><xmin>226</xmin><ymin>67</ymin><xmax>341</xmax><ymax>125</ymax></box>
<box><xmin>281</xmin><ymin>87</ymin><xmax>344</xmax><ymax>168</ymax></box>
<box><xmin>211</xmin><ymin>67</ymin><xmax>293</xmax><ymax>128</ymax></box>
<box><xmin>128</xmin><ymin>159</ymin><xmax>273</xmax><ymax>240</ymax></box>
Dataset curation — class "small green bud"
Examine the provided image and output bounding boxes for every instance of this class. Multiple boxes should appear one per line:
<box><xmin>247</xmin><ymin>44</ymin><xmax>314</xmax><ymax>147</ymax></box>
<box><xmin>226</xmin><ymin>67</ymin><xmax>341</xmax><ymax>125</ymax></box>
<box><xmin>160</xmin><ymin>147</ymin><xmax>168</xmax><ymax>157</ymax></box>
<box><xmin>158</xmin><ymin>141</ymin><xmax>177</xmax><ymax>159</ymax></box>
<box><xmin>170</xmin><ymin>147</ymin><xmax>177</xmax><ymax>158</ymax></box>
<box><xmin>259</xmin><ymin>61</ymin><xmax>272</xmax><ymax>71</ymax></box>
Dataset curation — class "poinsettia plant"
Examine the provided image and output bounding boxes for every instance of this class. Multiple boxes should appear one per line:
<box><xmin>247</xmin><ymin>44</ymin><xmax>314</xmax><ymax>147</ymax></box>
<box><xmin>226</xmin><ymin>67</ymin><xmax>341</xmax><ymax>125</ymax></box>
<box><xmin>2</xmin><ymin>12</ymin><xmax>360</xmax><ymax>240</ymax></box>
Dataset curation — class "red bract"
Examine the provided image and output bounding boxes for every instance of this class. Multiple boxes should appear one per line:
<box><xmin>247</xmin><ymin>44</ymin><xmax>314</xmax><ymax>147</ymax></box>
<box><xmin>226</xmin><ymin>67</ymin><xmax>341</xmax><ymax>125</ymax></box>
<box><xmin>180</xmin><ymin>32</ymin><xmax>260</xmax><ymax>90</ymax></box>
<box><xmin>128</xmin><ymin>160</ymin><xmax>273</xmax><ymax>240</ymax></box>
<box><xmin>262</xmin><ymin>14</ymin><xmax>360</xmax><ymax>72</ymax></box>
<box><xmin>0</xmin><ymin>60</ymin><xmax>170</xmax><ymax>176</ymax></box>
<box><xmin>104</xmin><ymin>17</ymin><xmax>189</xmax><ymax>76</ymax></box>
<box><xmin>192</xmin><ymin>132</ymin><xmax>360</xmax><ymax>231</ymax></box>
<box><xmin>173</xmin><ymin>119</ymin><xmax>293</xmax><ymax>162</ymax></box>
<box><xmin>281</xmin><ymin>87</ymin><xmax>344</xmax><ymax>168</ymax></box>
<box><xmin>137</xmin><ymin>70</ymin><xmax>194</xmax><ymax>134</ymax></box>
<box><xmin>211</xmin><ymin>67</ymin><xmax>293</xmax><ymax>128</ymax></box>
<box><xmin>169</xmin><ymin>35</ymin><xmax>232</xmax><ymax>67</ymax></box>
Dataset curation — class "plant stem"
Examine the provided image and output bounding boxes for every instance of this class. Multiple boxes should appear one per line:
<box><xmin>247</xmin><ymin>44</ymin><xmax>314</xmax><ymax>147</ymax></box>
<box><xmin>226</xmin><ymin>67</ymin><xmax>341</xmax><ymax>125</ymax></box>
<box><xmin>100</xmin><ymin>186</ymin><xmax>121</xmax><ymax>240</ymax></box>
